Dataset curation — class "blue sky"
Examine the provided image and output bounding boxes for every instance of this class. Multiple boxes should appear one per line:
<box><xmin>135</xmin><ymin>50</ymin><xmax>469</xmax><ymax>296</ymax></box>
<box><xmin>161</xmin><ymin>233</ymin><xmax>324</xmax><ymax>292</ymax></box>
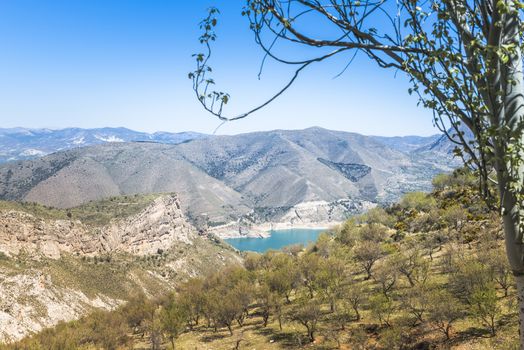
<box><xmin>0</xmin><ymin>0</ymin><xmax>437</xmax><ymax>136</ymax></box>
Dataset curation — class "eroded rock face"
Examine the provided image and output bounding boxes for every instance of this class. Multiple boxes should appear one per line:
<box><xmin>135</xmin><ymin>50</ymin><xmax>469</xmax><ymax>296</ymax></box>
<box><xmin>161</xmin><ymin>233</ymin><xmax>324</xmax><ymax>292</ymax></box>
<box><xmin>276</xmin><ymin>199</ymin><xmax>375</xmax><ymax>224</ymax></box>
<box><xmin>210</xmin><ymin>199</ymin><xmax>376</xmax><ymax>239</ymax></box>
<box><xmin>0</xmin><ymin>195</ymin><xmax>241</xmax><ymax>343</ymax></box>
<box><xmin>0</xmin><ymin>270</ymin><xmax>119</xmax><ymax>343</ymax></box>
<box><xmin>0</xmin><ymin>195</ymin><xmax>196</xmax><ymax>259</ymax></box>
<box><xmin>102</xmin><ymin>195</ymin><xmax>195</xmax><ymax>255</ymax></box>
<box><xmin>0</xmin><ymin>212</ymin><xmax>98</xmax><ymax>259</ymax></box>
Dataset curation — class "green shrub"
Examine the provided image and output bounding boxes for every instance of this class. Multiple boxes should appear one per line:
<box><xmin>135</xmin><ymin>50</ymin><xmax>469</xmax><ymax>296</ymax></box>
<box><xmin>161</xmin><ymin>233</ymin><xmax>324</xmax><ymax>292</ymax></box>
<box><xmin>400</xmin><ymin>192</ymin><xmax>437</xmax><ymax>212</ymax></box>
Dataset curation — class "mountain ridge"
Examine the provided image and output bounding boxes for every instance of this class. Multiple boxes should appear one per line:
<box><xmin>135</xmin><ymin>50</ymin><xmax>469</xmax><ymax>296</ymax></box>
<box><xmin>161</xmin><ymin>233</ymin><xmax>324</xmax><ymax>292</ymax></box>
<box><xmin>0</xmin><ymin>126</ymin><xmax>448</xmax><ymax>163</ymax></box>
<box><xmin>0</xmin><ymin>127</ymin><xmax>207</xmax><ymax>163</ymax></box>
<box><xmin>0</xmin><ymin>127</ymin><xmax>461</xmax><ymax>229</ymax></box>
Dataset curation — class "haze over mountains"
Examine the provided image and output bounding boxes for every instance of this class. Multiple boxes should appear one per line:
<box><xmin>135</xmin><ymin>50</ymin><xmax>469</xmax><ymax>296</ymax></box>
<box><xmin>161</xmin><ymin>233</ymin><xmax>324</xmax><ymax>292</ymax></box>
<box><xmin>0</xmin><ymin>127</ymin><xmax>206</xmax><ymax>163</ymax></box>
<box><xmin>0</xmin><ymin>127</ymin><xmax>459</xmax><ymax>228</ymax></box>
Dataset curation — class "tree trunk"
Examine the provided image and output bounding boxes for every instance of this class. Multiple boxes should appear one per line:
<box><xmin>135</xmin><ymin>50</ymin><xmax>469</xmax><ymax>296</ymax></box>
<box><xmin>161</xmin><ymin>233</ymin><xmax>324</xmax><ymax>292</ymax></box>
<box><xmin>309</xmin><ymin>329</ymin><xmax>315</xmax><ymax>342</ymax></box>
<box><xmin>365</xmin><ymin>267</ymin><xmax>372</xmax><ymax>280</ymax></box>
<box><xmin>304</xmin><ymin>324</ymin><xmax>314</xmax><ymax>342</ymax></box>
<box><xmin>497</xmin><ymin>137</ymin><xmax>524</xmax><ymax>349</ymax></box>
<box><xmin>236</xmin><ymin>315</ymin><xmax>244</xmax><ymax>327</ymax></box>
<box><xmin>263</xmin><ymin>313</ymin><xmax>269</xmax><ymax>327</ymax></box>
<box><xmin>330</xmin><ymin>299</ymin><xmax>336</xmax><ymax>313</ymax></box>
<box><xmin>444</xmin><ymin>324</ymin><xmax>451</xmax><ymax>340</ymax></box>
<box><xmin>495</xmin><ymin>5</ymin><xmax>524</xmax><ymax>349</ymax></box>
<box><xmin>405</xmin><ymin>273</ymin><xmax>415</xmax><ymax>287</ymax></box>
<box><xmin>496</xmin><ymin>153</ymin><xmax>524</xmax><ymax>350</ymax></box>
<box><xmin>353</xmin><ymin>306</ymin><xmax>360</xmax><ymax>321</ymax></box>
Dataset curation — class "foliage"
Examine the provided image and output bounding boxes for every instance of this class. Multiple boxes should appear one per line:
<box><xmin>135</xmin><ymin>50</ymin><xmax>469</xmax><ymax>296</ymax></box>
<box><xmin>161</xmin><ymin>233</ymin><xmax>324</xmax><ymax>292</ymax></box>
<box><xmin>189</xmin><ymin>1</ymin><xmax>524</xmax><ymax>345</ymax></box>
<box><xmin>161</xmin><ymin>298</ymin><xmax>188</xmax><ymax>348</ymax></box>
<box><xmin>470</xmin><ymin>284</ymin><xmax>502</xmax><ymax>336</ymax></box>
<box><xmin>5</xmin><ymin>172</ymin><xmax>520</xmax><ymax>349</ymax></box>
<box><xmin>353</xmin><ymin>240</ymin><xmax>384</xmax><ymax>279</ymax></box>
<box><xmin>427</xmin><ymin>290</ymin><xmax>465</xmax><ymax>340</ymax></box>
<box><xmin>369</xmin><ymin>294</ymin><xmax>395</xmax><ymax>327</ymax></box>
<box><xmin>400</xmin><ymin>192</ymin><xmax>437</xmax><ymax>212</ymax></box>
<box><xmin>287</xmin><ymin>295</ymin><xmax>322</xmax><ymax>342</ymax></box>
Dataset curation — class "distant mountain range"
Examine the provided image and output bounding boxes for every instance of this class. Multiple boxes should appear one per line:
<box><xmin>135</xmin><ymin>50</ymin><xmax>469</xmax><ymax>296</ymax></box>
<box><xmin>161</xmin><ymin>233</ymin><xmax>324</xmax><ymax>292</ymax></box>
<box><xmin>0</xmin><ymin>126</ymin><xmax>456</xmax><ymax>162</ymax></box>
<box><xmin>0</xmin><ymin>127</ymin><xmax>206</xmax><ymax>163</ymax></box>
<box><xmin>0</xmin><ymin>127</ymin><xmax>461</xmax><ymax>226</ymax></box>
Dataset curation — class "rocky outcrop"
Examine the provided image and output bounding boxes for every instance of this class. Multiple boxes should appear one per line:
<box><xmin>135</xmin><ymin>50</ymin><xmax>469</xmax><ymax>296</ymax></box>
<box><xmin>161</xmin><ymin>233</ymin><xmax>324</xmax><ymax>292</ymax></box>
<box><xmin>102</xmin><ymin>195</ymin><xmax>195</xmax><ymax>255</ymax></box>
<box><xmin>278</xmin><ymin>199</ymin><xmax>376</xmax><ymax>224</ymax></box>
<box><xmin>0</xmin><ymin>194</ymin><xmax>241</xmax><ymax>343</ymax></box>
<box><xmin>210</xmin><ymin>199</ymin><xmax>376</xmax><ymax>238</ymax></box>
<box><xmin>0</xmin><ymin>195</ymin><xmax>196</xmax><ymax>259</ymax></box>
<box><xmin>0</xmin><ymin>212</ymin><xmax>98</xmax><ymax>259</ymax></box>
<box><xmin>0</xmin><ymin>270</ymin><xmax>120</xmax><ymax>343</ymax></box>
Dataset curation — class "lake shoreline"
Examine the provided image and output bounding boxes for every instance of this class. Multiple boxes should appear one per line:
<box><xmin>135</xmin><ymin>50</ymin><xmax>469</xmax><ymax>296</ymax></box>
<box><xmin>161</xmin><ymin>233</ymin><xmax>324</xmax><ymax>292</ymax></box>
<box><xmin>224</xmin><ymin>227</ymin><xmax>332</xmax><ymax>253</ymax></box>
<box><xmin>211</xmin><ymin>221</ymin><xmax>340</xmax><ymax>239</ymax></box>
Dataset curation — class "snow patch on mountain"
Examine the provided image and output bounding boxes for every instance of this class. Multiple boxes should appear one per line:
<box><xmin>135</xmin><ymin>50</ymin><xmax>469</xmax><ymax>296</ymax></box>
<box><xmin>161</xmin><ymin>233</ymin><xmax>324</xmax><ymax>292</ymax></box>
<box><xmin>19</xmin><ymin>149</ymin><xmax>46</xmax><ymax>157</ymax></box>
<box><xmin>71</xmin><ymin>136</ymin><xmax>85</xmax><ymax>145</ymax></box>
<box><xmin>94</xmin><ymin>135</ymin><xmax>124</xmax><ymax>142</ymax></box>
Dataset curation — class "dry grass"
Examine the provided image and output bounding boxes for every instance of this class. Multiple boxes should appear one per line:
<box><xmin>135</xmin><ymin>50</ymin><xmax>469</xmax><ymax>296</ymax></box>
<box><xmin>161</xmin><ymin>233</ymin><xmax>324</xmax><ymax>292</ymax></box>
<box><xmin>0</xmin><ymin>193</ymin><xmax>163</xmax><ymax>226</ymax></box>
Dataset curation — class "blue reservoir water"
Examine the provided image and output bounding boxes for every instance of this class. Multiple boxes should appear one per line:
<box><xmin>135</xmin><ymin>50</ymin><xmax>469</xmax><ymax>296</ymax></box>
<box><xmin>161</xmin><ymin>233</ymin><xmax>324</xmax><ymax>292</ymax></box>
<box><xmin>224</xmin><ymin>228</ymin><xmax>326</xmax><ymax>253</ymax></box>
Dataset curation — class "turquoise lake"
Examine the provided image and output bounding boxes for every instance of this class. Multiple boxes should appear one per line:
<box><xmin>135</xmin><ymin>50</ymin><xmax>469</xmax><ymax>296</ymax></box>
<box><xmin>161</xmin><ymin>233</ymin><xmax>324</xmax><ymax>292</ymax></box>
<box><xmin>224</xmin><ymin>228</ymin><xmax>326</xmax><ymax>253</ymax></box>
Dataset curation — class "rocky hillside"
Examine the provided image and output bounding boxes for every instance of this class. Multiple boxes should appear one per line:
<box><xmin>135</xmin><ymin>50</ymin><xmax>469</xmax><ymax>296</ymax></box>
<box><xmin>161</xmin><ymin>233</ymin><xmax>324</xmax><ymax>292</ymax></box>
<box><xmin>5</xmin><ymin>170</ymin><xmax>516</xmax><ymax>350</ymax></box>
<box><xmin>0</xmin><ymin>128</ymin><xmax>460</xmax><ymax>227</ymax></box>
<box><xmin>0</xmin><ymin>195</ymin><xmax>195</xmax><ymax>258</ymax></box>
<box><xmin>0</xmin><ymin>195</ymin><xmax>240</xmax><ymax>342</ymax></box>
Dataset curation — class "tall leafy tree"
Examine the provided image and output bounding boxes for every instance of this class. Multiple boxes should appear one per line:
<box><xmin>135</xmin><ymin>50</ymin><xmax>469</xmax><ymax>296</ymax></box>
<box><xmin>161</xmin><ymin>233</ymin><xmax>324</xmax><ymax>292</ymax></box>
<box><xmin>160</xmin><ymin>299</ymin><xmax>188</xmax><ymax>350</ymax></box>
<box><xmin>191</xmin><ymin>1</ymin><xmax>524</xmax><ymax>346</ymax></box>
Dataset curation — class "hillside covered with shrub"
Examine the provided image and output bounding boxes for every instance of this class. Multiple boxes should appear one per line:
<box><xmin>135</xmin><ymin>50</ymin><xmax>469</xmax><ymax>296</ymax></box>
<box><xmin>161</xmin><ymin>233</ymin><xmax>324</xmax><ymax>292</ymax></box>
<box><xmin>3</xmin><ymin>170</ymin><xmax>517</xmax><ymax>350</ymax></box>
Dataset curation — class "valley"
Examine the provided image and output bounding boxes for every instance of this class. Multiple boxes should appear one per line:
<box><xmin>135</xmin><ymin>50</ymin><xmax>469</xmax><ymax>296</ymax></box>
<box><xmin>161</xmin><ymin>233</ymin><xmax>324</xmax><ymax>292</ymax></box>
<box><xmin>3</xmin><ymin>170</ymin><xmax>519</xmax><ymax>349</ymax></box>
<box><xmin>0</xmin><ymin>127</ymin><xmax>459</xmax><ymax>234</ymax></box>
<box><xmin>0</xmin><ymin>126</ymin><xmax>465</xmax><ymax>345</ymax></box>
<box><xmin>0</xmin><ymin>0</ymin><xmax>520</xmax><ymax>347</ymax></box>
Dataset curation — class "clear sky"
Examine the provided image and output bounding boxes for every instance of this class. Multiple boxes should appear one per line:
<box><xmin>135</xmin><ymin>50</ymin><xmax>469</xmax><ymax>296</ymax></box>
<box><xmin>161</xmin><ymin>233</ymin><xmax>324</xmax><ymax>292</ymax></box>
<box><xmin>0</xmin><ymin>0</ymin><xmax>438</xmax><ymax>136</ymax></box>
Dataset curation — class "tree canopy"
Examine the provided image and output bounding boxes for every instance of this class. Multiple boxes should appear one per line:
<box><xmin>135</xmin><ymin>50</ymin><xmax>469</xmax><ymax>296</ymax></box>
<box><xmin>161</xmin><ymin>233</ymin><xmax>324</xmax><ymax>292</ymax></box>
<box><xmin>190</xmin><ymin>1</ymin><xmax>524</xmax><ymax>346</ymax></box>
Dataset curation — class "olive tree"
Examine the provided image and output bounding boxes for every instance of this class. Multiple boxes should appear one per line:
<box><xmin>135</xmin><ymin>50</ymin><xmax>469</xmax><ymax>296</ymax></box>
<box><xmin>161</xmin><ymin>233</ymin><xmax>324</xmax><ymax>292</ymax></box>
<box><xmin>288</xmin><ymin>296</ymin><xmax>322</xmax><ymax>342</ymax></box>
<box><xmin>160</xmin><ymin>300</ymin><xmax>188</xmax><ymax>350</ymax></box>
<box><xmin>427</xmin><ymin>290</ymin><xmax>465</xmax><ymax>340</ymax></box>
<box><xmin>353</xmin><ymin>240</ymin><xmax>384</xmax><ymax>279</ymax></box>
<box><xmin>191</xmin><ymin>0</ymin><xmax>524</xmax><ymax>346</ymax></box>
